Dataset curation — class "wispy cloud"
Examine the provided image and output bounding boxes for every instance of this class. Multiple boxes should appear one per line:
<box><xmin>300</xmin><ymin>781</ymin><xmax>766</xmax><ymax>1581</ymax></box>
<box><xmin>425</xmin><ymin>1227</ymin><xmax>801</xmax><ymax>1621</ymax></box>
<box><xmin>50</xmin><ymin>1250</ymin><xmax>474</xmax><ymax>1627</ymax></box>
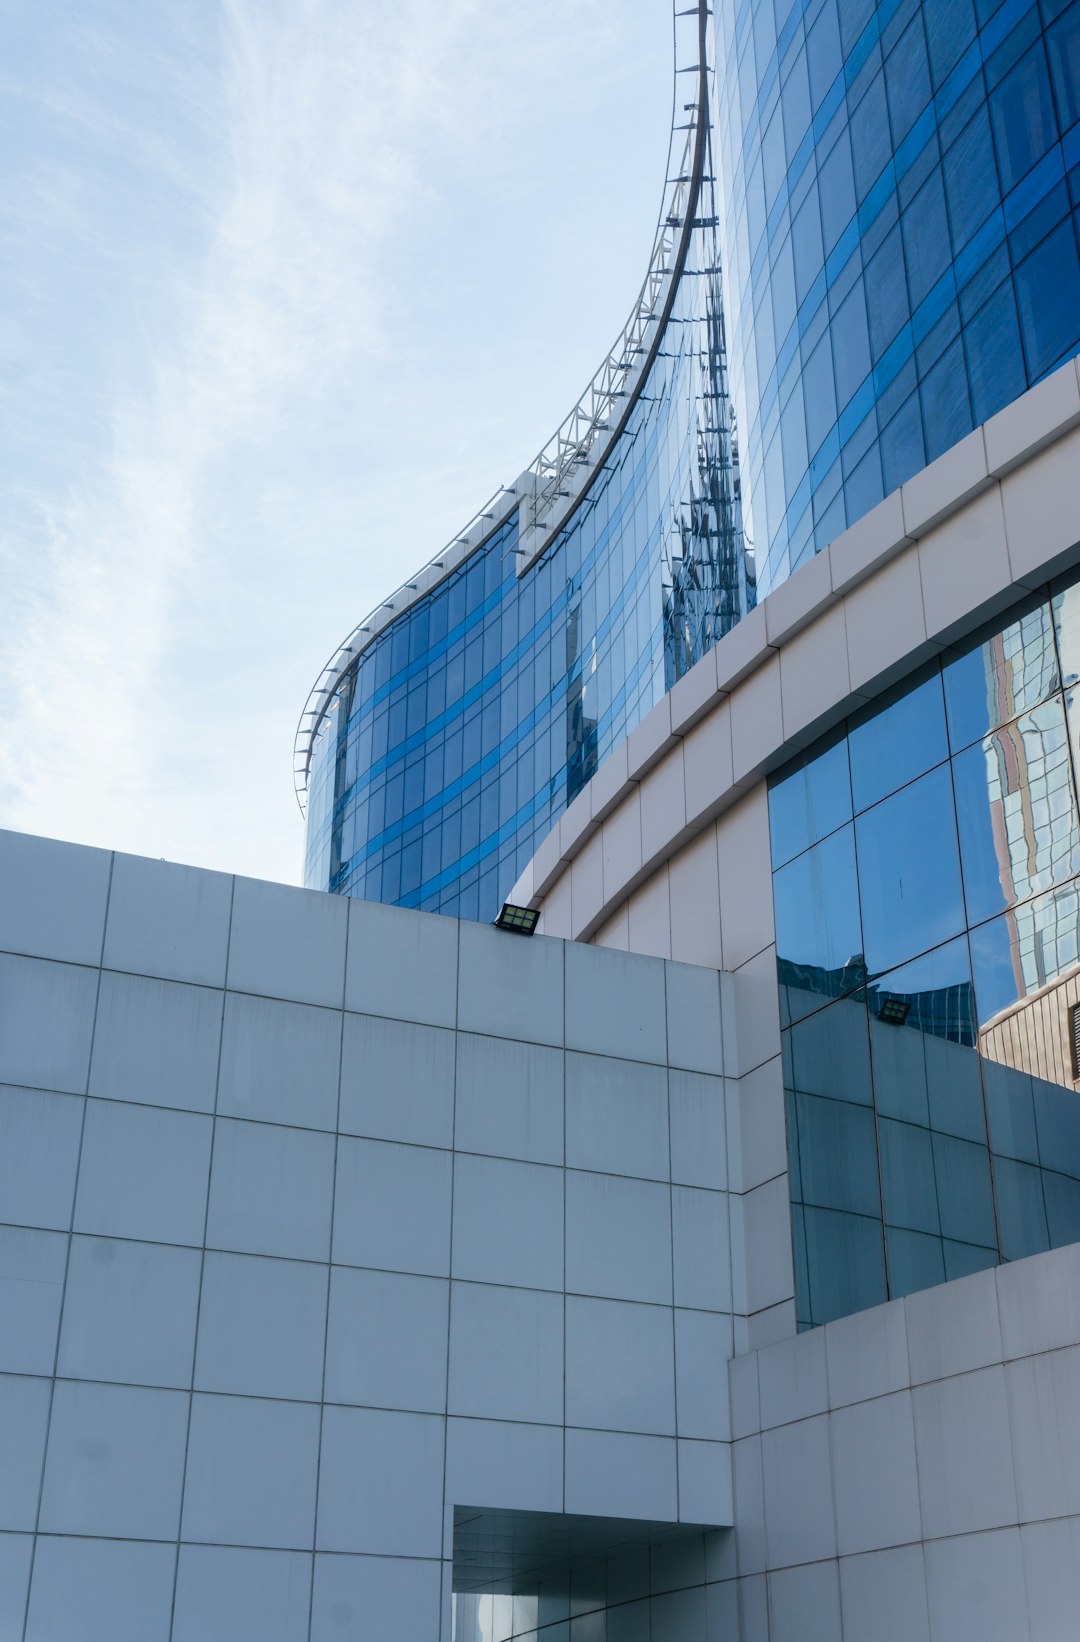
<box><xmin>0</xmin><ymin>0</ymin><xmax>669</xmax><ymax>881</ymax></box>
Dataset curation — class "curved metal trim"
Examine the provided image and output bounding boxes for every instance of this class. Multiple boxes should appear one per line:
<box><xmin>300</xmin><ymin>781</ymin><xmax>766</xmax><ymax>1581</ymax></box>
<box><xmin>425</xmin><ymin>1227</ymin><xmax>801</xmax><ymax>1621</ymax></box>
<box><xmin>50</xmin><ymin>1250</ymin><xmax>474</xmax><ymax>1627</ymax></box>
<box><xmin>293</xmin><ymin>0</ymin><xmax>713</xmax><ymax>815</ymax></box>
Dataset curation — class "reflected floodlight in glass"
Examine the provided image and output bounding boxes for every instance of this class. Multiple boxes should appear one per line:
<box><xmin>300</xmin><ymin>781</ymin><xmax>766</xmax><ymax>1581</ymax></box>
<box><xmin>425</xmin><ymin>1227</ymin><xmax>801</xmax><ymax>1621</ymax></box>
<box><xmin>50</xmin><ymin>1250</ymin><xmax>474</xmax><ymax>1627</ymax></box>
<box><xmin>877</xmin><ymin>997</ymin><xmax>910</xmax><ymax>1027</ymax></box>
<box><xmin>495</xmin><ymin>903</ymin><xmax>540</xmax><ymax>936</ymax></box>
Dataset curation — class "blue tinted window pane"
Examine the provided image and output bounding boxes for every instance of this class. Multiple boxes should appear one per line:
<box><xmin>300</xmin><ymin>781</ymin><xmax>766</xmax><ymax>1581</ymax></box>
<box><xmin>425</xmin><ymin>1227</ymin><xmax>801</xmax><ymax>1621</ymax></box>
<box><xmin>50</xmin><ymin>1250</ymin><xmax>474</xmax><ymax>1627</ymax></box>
<box><xmin>1015</xmin><ymin>220</ymin><xmax>1080</xmax><ymax>379</ymax></box>
<box><xmin>768</xmin><ymin>734</ymin><xmax>853</xmax><ymax>868</ymax></box>
<box><xmin>856</xmin><ymin>766</ymin><xmax>965</xmax><ymax>972</ymax></box>
<box><xmin>774</xmin><ymin>826</ymin><xmax>863</xmax><ymax>1013</ymax></box>
<box><xmin>970</xmin><ymin>880</ymin><xmax>1080</xmax><ymax>1023</ymax></box>
<box><xmin>849</xmin><ymin>671</ymin><xmax>949</xmax><ymax>812</ymax></box>
<box><xmin>954</xmin><ymin>699</ymin><xmax>1080</xmax><ymax>926</ymax></box>
<box><xmin>786</xmin><ymin>999</ymin><xmax>874</xmax><ymax>1104</ymax></box>
<box><xmin>886</xmin><ymin>1225</ymin><xmax>946</xmax><ymax>1297</ymax></box>
<box><xmin>932</xmin><ymin>1131</ymin><xmax>996</xmax><ymax>1244</ymax></box>
<box><xmin>803</xmin><ymin>1206</ymin><xmax>887</xmax><ymax>1324</ymax></box>
<box><xmin>879</xmin><ymin>1120</ymin><xmax>939</xmax><ymax>1234</ymax></box>
<box><xmin>993</xmin><ymin>1154</ymin><xmax>1051</xmax><ymax>1258</ymax></box>
<box><xmin>943</xmin><ymin>599</ymin><xmax>1057</xmax><ymax>750</ymax></box>
<box><xmin>1044</xmin><ymin>1170</ymin><xmax>1080</xmax><ymax>1246</ymax></box>
<box><xmin>795</xmin><ymin>1093</ymin><xmax>881</xmax><ymax>1216</ymax></box>
<box><xmin>982</xmin><ymin>1058</ymin><xmax>1040</xmax><ymax>1163</ymax></box>
<box><xmin>990</xmin><ymin>42</ymin><xmax>1058</xmax><ymax>192</ymax></box>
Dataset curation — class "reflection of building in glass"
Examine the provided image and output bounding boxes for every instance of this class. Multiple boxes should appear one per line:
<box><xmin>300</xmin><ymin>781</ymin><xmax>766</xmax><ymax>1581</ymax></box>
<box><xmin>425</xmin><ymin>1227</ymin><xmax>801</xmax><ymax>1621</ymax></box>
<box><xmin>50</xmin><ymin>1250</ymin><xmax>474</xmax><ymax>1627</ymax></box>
<box><xmin>978</xmin><ymin>963</ymin><xmax>1080</xmax><ymax>1090</ymax></box>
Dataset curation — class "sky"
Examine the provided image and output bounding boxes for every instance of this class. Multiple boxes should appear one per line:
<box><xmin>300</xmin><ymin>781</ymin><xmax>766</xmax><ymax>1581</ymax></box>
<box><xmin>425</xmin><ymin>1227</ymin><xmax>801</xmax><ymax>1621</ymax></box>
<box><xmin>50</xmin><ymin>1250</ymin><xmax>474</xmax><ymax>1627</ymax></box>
<box><xmin>0</xmin><ymin>0</ymin><xmax>673</xmax><ymax>886</ymax></box>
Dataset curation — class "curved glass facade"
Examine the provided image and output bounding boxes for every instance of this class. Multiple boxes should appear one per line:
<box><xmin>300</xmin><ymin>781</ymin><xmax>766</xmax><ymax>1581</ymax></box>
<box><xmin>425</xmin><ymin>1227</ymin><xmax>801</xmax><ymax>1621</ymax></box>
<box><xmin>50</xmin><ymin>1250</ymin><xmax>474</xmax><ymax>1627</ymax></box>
<box><xmin>771</xmin><ymin>564</ymin><xmax>1080</xmax><ymax>1326</ymax></box>
<box><xmin>302</xmin><ymin>73</ymin><xmax>752</xmax><ymax>918</ymax></box>
<box><xmin>714</xmin><ymin>0</ymin><xmax>1080</xmax><ymax>595</ymax></box>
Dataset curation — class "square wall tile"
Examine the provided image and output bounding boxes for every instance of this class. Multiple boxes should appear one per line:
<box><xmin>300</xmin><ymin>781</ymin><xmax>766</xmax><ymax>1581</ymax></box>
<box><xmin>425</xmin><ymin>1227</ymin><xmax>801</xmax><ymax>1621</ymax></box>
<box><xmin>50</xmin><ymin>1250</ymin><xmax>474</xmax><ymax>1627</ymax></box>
<box><xmin>565</xmin><ymin>944</ymin><xmax>667</xmax><ymax>1065</ymax></box>
<box><xmin>58</xmin><ymin>1235</ymin><xmax>200</xmax><ymax>1388</ymax></box>
<box><xmin>0</xmin><ymin>1225</ymin><xmax>67</xmax><ymax>1374</ymax></box>
<box><xmin>626</xmin><ymin>868</ymin><xmax>673</xmax><ymax>960</ymax></box>
<box><xmin>0</xmin><ymin>954</ymin><xmax>97</xmax><ymax>1095</ymax></box>
<box><xmin>996</xmin><ymin>1242</ymin><xmax>1080</xmax><ymax>1360</ymax></box>
<box><xmin>449</xmin><ymin>1281</ymin><xmax>563</xmax><ymax>1425</ymax></box>
<box><xmin>678</xmin><ymin>1439</ymin><xmax>733</xmax><ymax>1525</ymax></box>
<box><xmin>669</xmin><ymin>1071</ymin><xmax>727</xmax><ymax>1189</ymax></box>
<box><xmin>839</xmin><ymin>1545</ymin><xmax>930</xmax><ymax>1642</ymax></box>
<box><xmin>736</xmin><ymin>1058</ymin><xmax>788</xmax><ymax>1194</ymax></box>
<box><xmin>761</xmin><ymin>1416</ymin><xmax>836</xmax><ymax>1567</ymax></box>
<box><xmin>668</xmin><ymin>828</ymin><xmax>724</xmax><ymax>969</ymax></box>
<box><xmin>666</xmin><ymin>961</ymin><xmax>723</xmax><ymax>1076</ymax></box>
<box><xmin>672</xmin><ymin>1186</ymin><xmax>731</xmax><ymax>1313</ymax></box>
<box><xmin>218</xmin><ymin>991</ymin><xmax>340</xmax><ymax>1130</ymax></box>
<box><xmin>207</xmin><ymin>1118</ymin><xmax>334</xmax><ymax>1262</ymax></box>
<box><xmin>1021</xmin><ymin>1517</ymin><xmax>1080</xmax><ymax>1642</ymax></box>
<box><xmin>24</xmin><ymin>1536</ymin><xmax>176</xmax><ymax>1642</ymax></box>
<box><xmin>90</xmin><ymin>970</ymin><xmax>223</xmax><ymax>1113</ymax></box>
<box><xmin>715</xmin><ymin>787</ymin><xmax>774</xmax><ymax>973</ymax></box>
<box><xmin>831</xmin><ymin>1391</ymin><xmax>921</xmax><ymax>1555</ymax></box>
<box><xmin>444</xmin><ymin>1416</ymin><xmax>563</xmax><ymax>1521</ymax></box>
<box><xmin>311</xmin><ymin>1553</ymin><xmax>442</xmax><ymax>1642</ymax></box>
<box><xmin>566</xmin><ymin>1171</ymin><xmax>672</xmax><ymax>1304</ymax></box>
<box><xmin>0</xmin><ymin>1374</ymin><xmax>51</xmax><ymax>1530</ymax></box>
<box><xmin>183</xmin><ymin>1393</ymin><xmax>320</xmax><ymax>1550</ymax></box>
<box><xmin>565</xmin><ymin>1053</ymin><xmax>667</xmax><ymax>1180</ymax></box>
<box><xmin>173</xmin><ymin>1545</ymin><xmax>312</xmax><ymax>1642</ymax></box>
<box><xmin>455</xmin><ymin>1034</ymin><xmax>563</xmax><ymax>1165</ymax></box>
<box><xmin>346</xmin><ymin>898</ymin><xmax>458</xmax><ymax>1027</ymax></box>
<box><xmin>741</xmin><ymin>1174</ymin><xmax>794</xmax><ymax>1314</ymax></box>
<box><xmin>195</xmin><ymin>1250</ymin><xmax>327</xmax><ymax>1401</ymax></box>
<box><xmin>905</xmin><ymin>1266</ymin><xmax>1001</xmax><ymax>1384</ymax></box>
<box><xmin>0</xmin><ymin>1534</ymin><xmax>32</xmax><ymax>1642</ymax></box>
<box><xmin>0</xmin><ymin>830</ymin><xmax>110</xmax><ymax>965</ymax></box>
<box><xmin>75</xmin><ymin>1099</ymin><xmax>212</xmax><ymax>1247</ymax></box>
<box><xmin>317</xmin><ymin>1405</ymin><xmax>444</xmax><ymax>1556</ymax></box>
<box><xmin>452</xmin><ymin>1153</ymin><xmax>563</xmax><ymax>1291</ymax></box>
<box><xmin>683</xmin><ymin>704</ymin><xmax>734</xmax><ymax>831</ymax></box>
<box><xmin>341</xmin><ymin>1013</ymin><xmax>455</xmax><ymax>1149</ymax></box>
<box><xmin>0</xmin><ymin>1085</ymin><xmax>83</xmax><ymax>1230</ymax></box>
<box><xmin>326</xmin><ymin>1266</ymin><xmax>448</xmax><ymax>1414</ymax></box>
<box><xmin>104</xmin><ymin>853</ymin><xmax>232</xmax><ymax>986</ymax></box>
<box><xmin>729</xmin><ymin>946</ymin><xmax>782</xmax><ymax>1078</ymax></box>
<box><xmin>913</xmin><ymin>1367</ymin><xmax>1017</xmax><ymax>1539</ymax></box>
<box><xmin>768</xmin><ymin>1558</ymin><xmax>841</xmax><ymax>1642</ymax></box>
<box><xmin>334</xmin><ymin>1136</ymin><xmax>452</xmax><ymax>1277</ymax></box>
<box><xmin>457</xmin><ymin>922</ymin><xmax>564</xmax><ymax>1047</ymax></box>
<box><xmin>924</xmin><ymin>1527</ymin><xmax>1028</xmax><ymax>1642</ymax></box>
<box><xmin>564</xmin><ymin>1429</ymin><xmax>677</xmax><ymax>1522</ymax></box>
<box><xmin>227</xmin><ymin>876</ymin><xmax>348</xmax><ymax>1008</ymax></box>
<box><xmin>565</xmin><ymin>1295</ymin><xmax>675</xmax><ymax>1434</ymax></box>
<box><xmin>39</xmin><ymin>1379</ymin><xmax>188</xmax><ymax>1540</ymax></box>
<box><xmin>1006</xmin><ymin>1345</ymin><xmax>1080</xmax><ymax>1522</ymax></box>
<box><xmin>825</xmin><ymin>1296</ymin><xmax>909</xmax><ymax>1409</ymax></box>
<box><xmin>757</xmin><ymin>1326</ymin><xmax>827</xmax><ymax>1430</ymax></box>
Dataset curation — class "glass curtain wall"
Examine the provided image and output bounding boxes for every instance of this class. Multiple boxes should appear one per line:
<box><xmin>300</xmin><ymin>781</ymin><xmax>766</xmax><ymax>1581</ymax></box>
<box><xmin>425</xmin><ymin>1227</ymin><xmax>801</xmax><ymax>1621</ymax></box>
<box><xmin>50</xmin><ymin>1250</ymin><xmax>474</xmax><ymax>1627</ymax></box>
<box><xmin>304</xmin><ymin>173</ymin><xmax>753</xmax><ymax>920</ymax></box>
<box><xmin>770</xmin><ymin>566</ymin><xmax>1080</xmax><ymax>1326</ymax></box>
<box><xmin>713</xmin><ymin>0</ymin><xmax>1080</xmax><ymax>596</ymax></box>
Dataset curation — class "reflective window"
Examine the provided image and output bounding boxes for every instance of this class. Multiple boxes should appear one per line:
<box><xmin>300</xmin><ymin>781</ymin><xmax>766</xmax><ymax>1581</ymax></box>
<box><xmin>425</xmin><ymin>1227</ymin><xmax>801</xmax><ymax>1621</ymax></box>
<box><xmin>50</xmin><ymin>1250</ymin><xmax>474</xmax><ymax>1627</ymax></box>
<box><xmin>849</xmin><ymin>671</ymin><xmax>949</xmax><ymax>812</ymax></box>
<box><xmin>775</xmin><ymin>826</ymin><xmax>863</xmax><ymax>1016</ymax></box>
<box><xmin>855</xmin><ymin>766</ymin><xmax>965</xmax><ymax>973</ymax></box>
<box><xmin>771</xmin><ymin>572</ymin><xmax>1080</xmax><ymax>1325</ymax></box>
<box><xmin>714</xmin><ymin>0</ymin><xmax>1080</xmax><ymax>595</ymax></box>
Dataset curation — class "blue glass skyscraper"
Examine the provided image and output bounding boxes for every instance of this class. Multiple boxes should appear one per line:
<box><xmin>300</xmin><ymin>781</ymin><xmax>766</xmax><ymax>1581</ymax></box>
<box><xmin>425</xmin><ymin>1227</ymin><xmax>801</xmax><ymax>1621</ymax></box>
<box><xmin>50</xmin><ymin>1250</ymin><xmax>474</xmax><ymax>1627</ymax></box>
<box><xmin>298</xmin><ymin>0</ymin><xmax>1080</xmax><ymax>920</ymax></box>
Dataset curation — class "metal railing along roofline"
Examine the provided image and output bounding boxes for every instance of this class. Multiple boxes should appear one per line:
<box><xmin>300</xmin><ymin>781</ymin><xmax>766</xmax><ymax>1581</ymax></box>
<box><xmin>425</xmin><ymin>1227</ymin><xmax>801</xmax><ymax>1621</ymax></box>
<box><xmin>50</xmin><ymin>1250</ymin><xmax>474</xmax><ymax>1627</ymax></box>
<box><xmin>293</xmin><ymin>0</ymin><xmax>712</xmax><ymax>815</ymax></box>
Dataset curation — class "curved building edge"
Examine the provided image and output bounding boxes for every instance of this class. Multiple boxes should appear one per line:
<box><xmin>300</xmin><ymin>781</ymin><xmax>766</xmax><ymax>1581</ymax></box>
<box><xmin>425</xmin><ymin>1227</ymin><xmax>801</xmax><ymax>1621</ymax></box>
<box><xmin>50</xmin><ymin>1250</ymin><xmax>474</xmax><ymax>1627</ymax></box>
<box><xmin>296</xmin><ymin>0</ymin><xmax>753</xmax><ymax>919</ymax></box>
<box><xmin>294</xmin><ymin>0</ymin><xmax>718</xmax><ymax>815</ymax></box>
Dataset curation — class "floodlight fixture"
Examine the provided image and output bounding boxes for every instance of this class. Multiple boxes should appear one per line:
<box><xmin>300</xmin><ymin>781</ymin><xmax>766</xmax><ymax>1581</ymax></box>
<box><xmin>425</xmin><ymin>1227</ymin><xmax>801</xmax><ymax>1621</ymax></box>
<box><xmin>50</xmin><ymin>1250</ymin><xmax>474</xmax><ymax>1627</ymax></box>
<box><xmin>878</xmin><ymin>996</ymin><xmax>910</xmax><ymax>1026</ymax></box>
<box><xmin>495</xmin><ymin>903</ymin><xmax>540</xmax><ymax>936</ymax></box>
